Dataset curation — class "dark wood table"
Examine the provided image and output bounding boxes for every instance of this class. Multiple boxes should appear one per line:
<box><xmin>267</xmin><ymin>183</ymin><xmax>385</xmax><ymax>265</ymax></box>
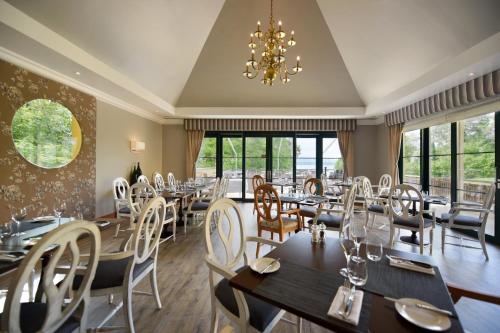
<box><xmin>160</xmin><ymin>183</ymin><xmax>213</xmax><ymax>224</ymax></box>
<box><xmin>230</xmin><ymin>232</ymin><xmax>463</xmax><ymax>332</ymax></box>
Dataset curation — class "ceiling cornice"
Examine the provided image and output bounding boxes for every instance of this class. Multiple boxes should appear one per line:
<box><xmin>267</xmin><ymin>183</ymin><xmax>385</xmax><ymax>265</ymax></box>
<box><xmin>175</xmin><ymin>107</ymin><xmax>365</xmax><ymax>119</ymax></box>
<box><xmin>0</xmin><ymin>0</ymin><xmax>175</xmax><ymax>115</ymax></box>
<box><xmin>0</xmin><ymin>46</ymin><xmax>165</xmax><ymax>124</ymax></box>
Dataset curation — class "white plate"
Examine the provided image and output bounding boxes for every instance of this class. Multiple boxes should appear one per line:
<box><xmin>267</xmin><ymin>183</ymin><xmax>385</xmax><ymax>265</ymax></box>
<box><xmin>33</xmin><ymin>216</ymin><xmax>55</xmax><ymax>222</ymax></box>
<box><xmin>250</xmin><ymin>257</ymin><xmax>280</xmax><ymax>274</ymax></box>
<box><xmin>395</xmin><ymin>298</ymin><xmax>451</xmax><ymax>331</ymax></box>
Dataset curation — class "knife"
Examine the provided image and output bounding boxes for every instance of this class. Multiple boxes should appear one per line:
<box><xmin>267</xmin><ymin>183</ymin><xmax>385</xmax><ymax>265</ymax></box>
<box><xmin>385</xmin><ymin>297</ymin><xmax>454</xmax><ymax>317</ymax></box>
<box><xmin>259</xmin><ymin>257</ymin><xmax>280</xmax><ymax>274</ymax></box>
<box><xmin>386</xmin><ymin>255</ymin><xmax>433</xmax><ymax>269</ymax></box>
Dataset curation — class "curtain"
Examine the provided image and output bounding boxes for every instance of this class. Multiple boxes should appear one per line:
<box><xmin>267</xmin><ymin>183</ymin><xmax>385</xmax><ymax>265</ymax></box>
<box><xmin>185</xmin><ymin>130</ymin><xmax>205</xmax><ymax>179</ymax></box>
<box><xmin>337</xmin><ymin>131</ymin><xmax>354</xmax><ymax>179</ymax></box>
<box><xmin>388</xmin><ymin>123</ymin><xmax>404</xmax><ymax>185</ymax></box>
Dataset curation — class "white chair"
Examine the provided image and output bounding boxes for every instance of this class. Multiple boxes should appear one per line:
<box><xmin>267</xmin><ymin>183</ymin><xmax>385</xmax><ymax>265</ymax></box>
<box><xmin>153</xmin><ymin>172</ymin><xmax>165</xmax><ymax>192</ymax></box>
<box><xmin>441</xmin><ymin>183</ymin><xmax>495</xmax><ymax>260</ymax></box>
<box><xmin>321</xmin><ymin>173</ymin><xmax>342</xmax><ymax>199</ymax></box>
<box><xmin>113</xmin><ymin>177</ymin><xmax>132</xmax><ymax>237</ymax></box>
<box><xmin>204</xmin><ymin>198</ymin><xmax>301</xmax><ymax>333</ymax></box>
<box><xmin>373</xmin><ymin>174</ymin><xmax>392</xmax><ymax>197</ymax></box>
<box><xmin>1</xmin><ymin>221</ymin><xmax>100</xmax><ymax>332</ymax></box>
<box><xmin>183</xmin><ymin>179</ymin><xmax>220</xmax><ymax>234</ymax></box>
<box><xmin>388</xmin><ymin>184</ymin><xmax>435</xmax><ymax>254</ymax></box>
<box><xmin>312</xmin><ymin>182</ymin><xmax>358</xmax><ymax>236</ymax></box>
<box><xmin>167</xmin><ymin>172</ymin><xmax>176</xmax><ymax>188</ymax></box>
<box><xmin>67</xmin><ymin>196</ymin><xmax>168</xmax><ymax>333</ymax></box>
<box><xmin>137</xmin><ymin>175</ymin><xmax>149</xmax><ymax>184</ymax></box>
<box><xmin>361</xmin><ymin>177</ymin><xmax>390</xmax><ymax>229</ymax></box>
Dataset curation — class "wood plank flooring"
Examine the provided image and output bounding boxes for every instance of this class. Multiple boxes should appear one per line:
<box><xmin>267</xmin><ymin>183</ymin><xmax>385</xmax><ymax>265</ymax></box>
<box><xmin>1</xmin><ymin>202</ymin><xmax>499</xmax><ymax>332</ymax></box>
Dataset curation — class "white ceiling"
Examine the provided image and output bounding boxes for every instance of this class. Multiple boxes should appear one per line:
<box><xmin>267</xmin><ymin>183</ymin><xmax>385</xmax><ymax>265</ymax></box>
<box><xmin>1</xmin><ymin>0</ymin><xmax>499</xmax><ymax>122</ymax></box>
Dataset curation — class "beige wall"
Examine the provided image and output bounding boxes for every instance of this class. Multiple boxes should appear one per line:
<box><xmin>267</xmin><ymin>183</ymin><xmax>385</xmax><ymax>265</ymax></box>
<box><xmin>95</xmin><ymin>100</ymin><xmax>163</xmax><ymax>217</ymax></box>
<box><xmin>353</xmin><ymin>124</ymin><xmax>390</xmax><ymax>183</ymax></box>
<box><xmin>162</xmin><ymin>124</ymin><xmax>187</xmax><ymax>180</ymax></box>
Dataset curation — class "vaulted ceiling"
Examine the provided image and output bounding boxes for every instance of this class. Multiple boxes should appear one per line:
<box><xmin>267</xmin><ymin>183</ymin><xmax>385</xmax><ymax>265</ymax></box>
<box><xmin>1</xmin><ymin>0</ymin><xmax>499</xmax><ymax>122</ymax></box>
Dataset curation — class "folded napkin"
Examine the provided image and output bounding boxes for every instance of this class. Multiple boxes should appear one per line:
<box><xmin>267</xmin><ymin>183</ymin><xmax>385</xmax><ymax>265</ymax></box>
<box><xmin>327</xmin><ymin>286</ymin><xmax>364</xmax><ymax>326</ymax></box>
<box><xmin>388</xmin><ymin>257</ymin><xmax>435</xmax><ymax>275</ymax></box>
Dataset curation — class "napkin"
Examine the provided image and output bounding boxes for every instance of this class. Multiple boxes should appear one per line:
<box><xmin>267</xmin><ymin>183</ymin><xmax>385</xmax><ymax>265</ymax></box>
<box><xmin>388</xmin><ymin>257</ymin><xmax>435</xmax><ymax>275</ymax></box>
<box><xmin>327</xmin><ymin>286</ymin><xmax>364</xmax><ymax>326</ymax></box>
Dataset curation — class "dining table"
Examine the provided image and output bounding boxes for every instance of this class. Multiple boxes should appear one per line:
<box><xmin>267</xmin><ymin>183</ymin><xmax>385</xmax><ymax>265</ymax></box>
<box><xmin>0</xmin><ymin>216</ymin><xmax>120</xmax><ymax>301</ymax></box>
<box><xmin>230</xmin><ymin>232</ymin><xmax>463</xmax><ymax>332</ymax></box>
<box><xmin>267</xmin><ymin>181</ymin><xmax>300</xmax><ymax>194</ymax></box>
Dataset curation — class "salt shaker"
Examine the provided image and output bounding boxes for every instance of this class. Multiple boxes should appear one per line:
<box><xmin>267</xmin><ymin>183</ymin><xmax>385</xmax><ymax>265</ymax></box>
<box><xmin>319</xmin><ymin>222</ymin><xmax>326</xmax><ymax>243</ymax></box>
<box><xmin>311</xmin><ymin>223</ymin><xmax>319</xmax><ymax>243</ymax></box>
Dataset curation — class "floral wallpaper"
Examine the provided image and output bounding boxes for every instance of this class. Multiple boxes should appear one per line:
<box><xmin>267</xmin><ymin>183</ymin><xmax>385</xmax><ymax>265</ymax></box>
<box><xmin>0</xmin><ymin>59</ymin><xmax>96</xmax><ymax>222</ymax></box>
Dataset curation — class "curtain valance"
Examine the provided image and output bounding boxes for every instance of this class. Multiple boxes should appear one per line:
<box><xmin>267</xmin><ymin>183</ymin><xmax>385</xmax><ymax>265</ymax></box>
<box><xmin>385</xmin><ymin>69</ymin><xmax>500</xmax><ymax>126</ymax></box>
<box><xmin>184</xmin><ymin>118</ymin><xmax>357</xmax><ymax>132</ymax></box>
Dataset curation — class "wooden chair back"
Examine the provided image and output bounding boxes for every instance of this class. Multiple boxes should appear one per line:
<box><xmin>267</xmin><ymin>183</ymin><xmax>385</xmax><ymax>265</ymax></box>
<box><xmin>252</xmin><ymin>175</ymin><xmax>265</xmax><ymax>191</ymax></box>
<box><xmin>113</xmin><ymin>177</ymin><xmax>129</xmax><ymax>200</ymax></box>
<box><xmin>128</xmin><ymin>183</ymin><xmax>158</xmax><ymax>217</ymax></box>
<box><xmin>378</xmin><ymin>174</ymin><xmax>392</xmax><ymax>196</ymax></box>
<box><xmin>153</xmin><ymin>172</ymin><xmax>165</xmax><ymax>192</ymax></box>
<box><xmin>480</xmin><ymin>183</ymin><xmax>496</xmax><ymax>221</ymax></box>
<box><xmin>388</xmin><ymin>184</ymin><xmax>423</xmax><ymax>221</ymax></box>
<box><xmin>254</xmin><ymin>184</ymin><xmax>281</xmax><ymax>224</ymax></box>
<box><xmin>303</xmin><ymin>178</ymin><xmax>323</xmax><ymax>195</ymax></box>
<box><xmin>167</xmin><ymin>172</ymin><xmax>176</xmax><ymax>187</ymax></box>
<box><xmin>137</xmin><ymin>175</ymin><xmax>149</xmax><ymax>184</ymax></box>
<box><xmin>1</xmin><ymin>221</ymin><xmax>100</xmax><ymax>332</ymax></box>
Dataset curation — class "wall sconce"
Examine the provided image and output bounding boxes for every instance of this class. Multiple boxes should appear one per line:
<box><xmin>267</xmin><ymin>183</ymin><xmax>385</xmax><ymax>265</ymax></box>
<box><xmin>130</xmin><ymin>140</ymin><xmax>145</xmax><ymax>152</ymax></box>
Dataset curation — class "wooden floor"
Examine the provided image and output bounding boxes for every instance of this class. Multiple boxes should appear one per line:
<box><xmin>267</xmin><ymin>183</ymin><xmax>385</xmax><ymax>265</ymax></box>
<box><xmin>1</xmin><ymin>202</ymin><xmax>499</xmax><ymax>332</ymax></box>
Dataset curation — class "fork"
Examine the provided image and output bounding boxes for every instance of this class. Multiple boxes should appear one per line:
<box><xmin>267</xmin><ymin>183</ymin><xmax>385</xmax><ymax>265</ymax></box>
<box><xmin>337</xmin><ymin>279</ymin><xmax>351</xmax><ymax>319</ymax></box>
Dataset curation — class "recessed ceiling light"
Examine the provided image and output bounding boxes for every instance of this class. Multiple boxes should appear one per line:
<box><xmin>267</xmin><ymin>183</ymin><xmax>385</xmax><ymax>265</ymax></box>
<box><xmin>75</xmin><ymin>71</ymin><xmax>81</xmax><ymax>75</ymax></box>
<box><xmin>468</xmin><ymin>72</ymin><xmax>475</xmax><ymax>77</ymax></box>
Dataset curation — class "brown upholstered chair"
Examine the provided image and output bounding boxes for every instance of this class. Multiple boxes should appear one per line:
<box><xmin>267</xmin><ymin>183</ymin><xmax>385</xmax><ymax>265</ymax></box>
<box><xmin>254</xmin><ymin>184</ymin><xmax>302</xmax><ymax>257</ymax></box>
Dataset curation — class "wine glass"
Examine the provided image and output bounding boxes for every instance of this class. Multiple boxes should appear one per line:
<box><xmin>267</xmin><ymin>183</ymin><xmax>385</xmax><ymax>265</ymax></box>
<box><xmin>339</xmin><ymin>232</ymin><xmax>355</xmax><ymax>277</ymax></box>
<box><xmin>10</xmin><ymin>206</ymin><xmax>27</xmax><ymax>236</ymax></box>
<box><xmin>366</xmin><ymin>239</ymin><xmax>383</xmax><ymax>262</ymax></box>
<box><xmin>350</xmin><ymin>220</ymin><xmax>367</xmax><ymax>257</ymax></box>
<box><xmin>348</xmin><ymin>248</ymin><xmax>368</xmax><ymax>287</ymax></box>
<box><xmin>53</xmin><ymin>202</ymin><xmax>66</xmax><ymax>227</ymax></box>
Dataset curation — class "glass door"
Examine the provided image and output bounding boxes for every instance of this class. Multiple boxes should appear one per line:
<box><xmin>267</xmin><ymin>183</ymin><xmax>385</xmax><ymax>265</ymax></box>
<box><xmin>272</xmin><ymin>137</ymin><xmax>294</xmax><ymax>184</ymax></box>
<box><xmin>222</xmin><ymin>136</ymin><xmax>243</xmax><ymax>198</ymax></box>
<box><xmin>296</xmin><ymin>137</ymin><xmax>317</xmax><ymax>184</ymax></box>
<box><xmin>244</xmin><ymin>137</ymin><xmax>267</xmax><ymax>199</ymax></box>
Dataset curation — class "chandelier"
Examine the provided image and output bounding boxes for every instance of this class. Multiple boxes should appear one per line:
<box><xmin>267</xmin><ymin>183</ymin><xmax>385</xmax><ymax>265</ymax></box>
<box><xmin>243</xmin><ymin>0</ymin><xmax>302</xmax><ymax>86</ymax></box>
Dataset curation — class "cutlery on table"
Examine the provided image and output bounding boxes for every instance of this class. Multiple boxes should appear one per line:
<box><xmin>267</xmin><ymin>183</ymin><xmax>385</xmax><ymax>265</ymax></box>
<box><xmin>386</xmin><ymin>255</ymin><xmax>433</xmax><ymax>269</ymax></box>
<box><xmin>259</xmin><ymin>257</ymin><xmax>280</xmax><ymax>274</ymax></box>
<box><xmin>385</xmin><ymin>297</ymin><xmax>454</xmax><ymax>317</ymax></box>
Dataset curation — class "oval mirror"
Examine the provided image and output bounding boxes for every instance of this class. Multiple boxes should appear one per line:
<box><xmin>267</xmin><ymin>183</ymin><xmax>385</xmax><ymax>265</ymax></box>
<box><xmin>11</xmin><ymin>99</ymin><xmax>82</xmax><ymax>169</ymax></box>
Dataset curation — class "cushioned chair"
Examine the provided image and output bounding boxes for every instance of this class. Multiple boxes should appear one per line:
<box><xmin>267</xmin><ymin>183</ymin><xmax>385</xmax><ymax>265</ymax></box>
<box><xmin>204</xmin><ymin>198</ymin><xmax>301</xmax><ymax>333</ymax></box>
<box><xmin>254</xmin><ymin>184</ymin><xmax>302</xmax><ymax>257</ymax></box>
<box><xmin>299</xmin><ymin>178</ymin><xmax>324</xmax><ymax>219</ymax></box>
<box><xmin>388</xmin><ymin>184</ymin><xmax>435</xmax><ymax>254</ymax></box>
<box><xmin>312</xmin><ymin>182</ymin><xmax>358</xmax><ymax>236</ymax></box>
<box><xmin>441</xmin><ymin>183</ymin><xmax>495</xmax><ymax>260</ymax></box>
<box><xmin>361</xmin><ymin>177</ymin><xmax>390</xmax><ymax>229</ymax></box>
<box><xmin>183</xmin><ymin>178</ymin><xmax>221</xmax><ymax>234</ymax></box>
<box><xmin>252</xmin><ymin>174</ymin><xmax>265</xmax><ymax>215</ymax></box>
<box><xmin>153</xmin><ymin>171</ymin><xmax>165</xmax><ymax>192</ymax></box>
<box><xmin>62</xmin><ymin>197</ymin><xmax>168</xmax><ymax>333</ymax></box>
<box><xmin>113</xmin><ymin>177</ymin><xmax>132</xmax><ymax>237</ymax></box>
<box><xmin>1</xmin><ymin>221</ymin><xmax>100</xmax><ymax>333</ymax></box>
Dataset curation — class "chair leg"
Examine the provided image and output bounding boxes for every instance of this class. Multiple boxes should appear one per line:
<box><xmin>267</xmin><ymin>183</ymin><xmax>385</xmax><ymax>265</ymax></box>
<box><xmin>150</xmin><ymin>267</ymin><xmax>162</xmax><ymax>309</ymax></box>
<box><xmin>184</xmin><ymin>213</ymin><xmax>187</xmax><ymax>235</ymax></box>
<box><xmin>123</xmin><ymin>286</ymin><xmax>135</xmax><ymax>333</ymax></box>
<box><xmin>419</xmin><ymin>233</ymin><xmax>424</xmax><ymax>255</ymax></box>
<box><xmin>271</xmin><ymin>232</ymin><xmax>274</xmax><ymax>240</ymax></box>
<box><xmin>430</xmin><ymin>229</ymin><xmax>433</xmax><ymax>255</ymax></box>
<box><xmin>441</xmin><ymin>225</ymin><xmax>446</xmax><ymax>254</ymax></box>
<box><xmin>389</xmin><ymin>226</ymin><xmax>394</xmax><ymax>248</ymax></box>
<box><xmin>114</xmin><ymin>223</ymin><xmax>121</xmax><ymax>238</ymax></box>
<box><xmin>279</xmin><ymin>232</ymin><xmax>283</xmax><ymax>242</ymax></box>
<box><xmin>297</xmin><ymin>316</ymin><xmax>302</xmax><ymax>333</ymax></box>
<box><xmin>256</xmin><ymin>229</ymin><xmax>262</xmax><ymax>258</ymax></box>
<box><xmin>210</xmin><ymin>309</ymin><xmax>219</xmax><ymax>333</ymax></box>
<box><xmin>173</xmin><ymin>220</ymin><xmax>176</xmax><ymax>242</ymax></box>
<box><xmin>28</xmin><ymin>268</ymin><xmax>35</xmax><ymax>302</ymax></box>
<box><xmin>479</xmin><ymin>230</ymin><xmax>489</xmax><ymax>261</ymax></box>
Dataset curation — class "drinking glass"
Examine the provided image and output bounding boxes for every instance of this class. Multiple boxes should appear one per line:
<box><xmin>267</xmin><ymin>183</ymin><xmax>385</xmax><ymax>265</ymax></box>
<box><xmin>53</xmin><ymin>202</ymin><xmax>67</xmax><ymax>227</ymax></box>
<box><xmin>366</xmin><ymin>239</ymin><xmax>383</xmax><ymax>262</ymax></box>
<box><xmin>348</xmin><ymin>248</ymin><xmax>368</xmax><ymax>287</ymax></box>
<box><xmin>10</xmin><ymin>206</ymin><xmax>27</xmax><ymax>236</ymax></box>
<box><xmin>339</xmin><ymin>232</ymin><xmax>355</xmax><ymax>277</ymax></box>
<box><xmin>350</xmin><ymin>220</ymin><xmax>367</xmax><ymax>257</ymax></box>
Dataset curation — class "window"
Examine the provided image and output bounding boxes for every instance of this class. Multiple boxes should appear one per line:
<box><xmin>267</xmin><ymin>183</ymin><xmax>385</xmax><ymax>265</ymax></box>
<box><xmin>457</xmin><ymin>113</ymin><xmax>495</xmax><ymax>236</ymax></box>
<box><xmin>429</xmin><ymin>124</ymin><xmax>451</xmax><ymax>198</ymax></box>
<box><xmin>322</xmin><ymin>138</ymin><xmax>343</xmax><ymax>180</ymax></box>
<box><xmin>195</xmin><ymin>137</ymin><xmax>216</xmax><ymax>179</ymax></box>
<box><xmin>402</xmin><ymin>130</ymin><xmax>421</xmax><ymax>186</ymax></box>
<box><xmin>296</xmin><ymin>137</ymin><xmax>316</xmax><ymax>182</ymax></box>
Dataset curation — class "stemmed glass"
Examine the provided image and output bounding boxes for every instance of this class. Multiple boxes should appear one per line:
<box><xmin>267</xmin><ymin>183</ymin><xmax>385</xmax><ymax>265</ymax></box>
<box><xmin>348</xmin><ymin>248</ymin><xmax>368</xmax><ymax>287</ymax></box>
<box><xmin>339</xmin><ymin>232</ymin><xmax>355</xmax><ymax>277</ymax></box>
<box><xmin>350</xmin><ymin>219</ymin><xmax>367</xmax><ymax>258</ymax></box>
<box><xmin>366</xmin><ymin>238</ymin><xmax>383</xmax><ymax>262</ymax></box>
<box><xmin>53</xmin><ymin>202</ymin><xmax>66</xmax><ymax>227</ymax></box>
<box><xmin>10</xmin><ymin>206</ymin><xmax>27</xmax><ymax>236</ymax></box>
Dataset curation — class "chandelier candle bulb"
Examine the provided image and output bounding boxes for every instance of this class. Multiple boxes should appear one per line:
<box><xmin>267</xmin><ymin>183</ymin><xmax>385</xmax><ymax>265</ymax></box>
<box><xmin>242</xmin><ymin>0</ymin><xmax>303</xmax><ymax>85</ymax></box>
